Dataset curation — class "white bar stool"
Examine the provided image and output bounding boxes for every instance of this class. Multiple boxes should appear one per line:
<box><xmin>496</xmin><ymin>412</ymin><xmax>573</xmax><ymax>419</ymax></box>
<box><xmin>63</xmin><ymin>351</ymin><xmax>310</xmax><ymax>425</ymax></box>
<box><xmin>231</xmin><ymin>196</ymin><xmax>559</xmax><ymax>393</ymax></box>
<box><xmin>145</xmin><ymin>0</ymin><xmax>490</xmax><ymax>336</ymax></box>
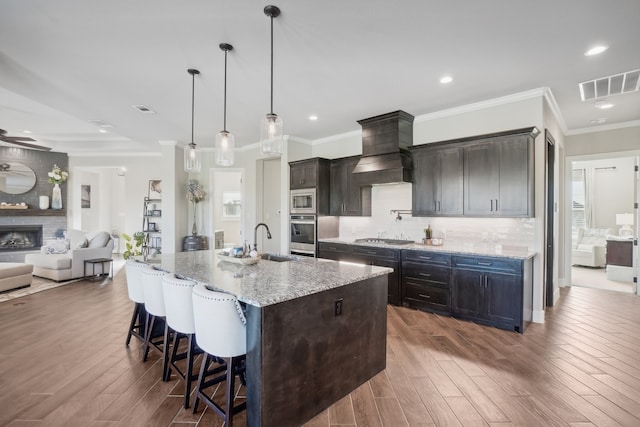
<box><xmin>161</xmin><ymin>273</ymin><xmax>201</xmax><ymax>408</ymax></box>
<box><xmin>192</xmin><ymin>284</ymin><xmax>247</xmax><ymax>427</ymax></box>
<box><xmin>124</xmin><ymin>259</ymin><xmax>151</xmax><ymax>346</ymax></box>
<box><xmin>140</xmin><ymin>267</ymin><xmax>171</xmax><ymax>380</ymax></box>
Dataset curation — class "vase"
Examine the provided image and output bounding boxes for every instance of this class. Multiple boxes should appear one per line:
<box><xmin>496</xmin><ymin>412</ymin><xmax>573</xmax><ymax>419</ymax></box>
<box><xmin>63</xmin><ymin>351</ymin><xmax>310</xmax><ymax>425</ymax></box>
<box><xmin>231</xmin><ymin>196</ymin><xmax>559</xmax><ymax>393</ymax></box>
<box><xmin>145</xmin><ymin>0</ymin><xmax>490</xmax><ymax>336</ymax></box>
<box><xmin>39</xmin><ymin>195</ymin><xmax>50</xmax><ymax>209</ymax></box>
<box><xmin>51</xmin><ymin>183</ymin><xmax>62</xmax><ymax>209</ymax></box>
<box><xmin>191</xmin><ymin>203</ymin><xmax>198</xmax><ymax>236</ymax></box>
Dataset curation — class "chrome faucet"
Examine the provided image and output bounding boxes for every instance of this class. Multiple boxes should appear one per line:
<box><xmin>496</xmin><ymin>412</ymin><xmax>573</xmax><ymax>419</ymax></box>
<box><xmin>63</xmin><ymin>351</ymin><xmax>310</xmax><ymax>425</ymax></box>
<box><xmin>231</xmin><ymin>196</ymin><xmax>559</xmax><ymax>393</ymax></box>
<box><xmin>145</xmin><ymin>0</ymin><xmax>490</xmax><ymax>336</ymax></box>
<box><xmin>253</xmin><ymin>223</ymin><xmax>272</xmax><ymax>252</ymax></box>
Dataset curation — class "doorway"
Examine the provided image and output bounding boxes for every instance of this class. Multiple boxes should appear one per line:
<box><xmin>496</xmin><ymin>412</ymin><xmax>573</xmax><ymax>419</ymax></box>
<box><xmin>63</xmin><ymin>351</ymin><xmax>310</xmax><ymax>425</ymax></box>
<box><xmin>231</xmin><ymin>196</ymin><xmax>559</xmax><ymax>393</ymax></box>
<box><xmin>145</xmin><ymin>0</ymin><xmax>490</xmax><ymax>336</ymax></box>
<box><xmin>567</xmin><ymin>155</ymin><xmax>638</xmax><ymax>293</ymax></box>
<box><xmin>210</xmin><ymin>169</ymin><xmax>244</xmax><ymax>248</ymax></box>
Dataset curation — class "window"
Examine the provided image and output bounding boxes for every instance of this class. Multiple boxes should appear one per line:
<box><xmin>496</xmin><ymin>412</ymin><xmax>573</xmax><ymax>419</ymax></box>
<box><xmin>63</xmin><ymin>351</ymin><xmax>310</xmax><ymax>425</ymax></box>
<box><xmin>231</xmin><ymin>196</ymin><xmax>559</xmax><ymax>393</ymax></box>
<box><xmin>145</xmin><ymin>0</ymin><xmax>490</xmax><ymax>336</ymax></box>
<box><xmin>572</xmin><ymin>169</ymin><xmax>586</xmax><ymax>234</ymax></box>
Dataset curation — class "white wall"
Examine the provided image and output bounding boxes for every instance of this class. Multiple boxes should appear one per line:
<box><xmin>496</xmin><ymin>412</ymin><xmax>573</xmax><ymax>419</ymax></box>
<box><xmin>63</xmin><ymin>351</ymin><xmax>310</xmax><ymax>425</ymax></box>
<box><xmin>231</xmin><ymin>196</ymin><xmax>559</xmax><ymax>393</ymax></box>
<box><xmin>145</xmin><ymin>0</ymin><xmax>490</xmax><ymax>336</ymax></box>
<box><xmin>573</xmin><ymin>157</ymin><xmax>636</xmax><ymax>231</ymax></box>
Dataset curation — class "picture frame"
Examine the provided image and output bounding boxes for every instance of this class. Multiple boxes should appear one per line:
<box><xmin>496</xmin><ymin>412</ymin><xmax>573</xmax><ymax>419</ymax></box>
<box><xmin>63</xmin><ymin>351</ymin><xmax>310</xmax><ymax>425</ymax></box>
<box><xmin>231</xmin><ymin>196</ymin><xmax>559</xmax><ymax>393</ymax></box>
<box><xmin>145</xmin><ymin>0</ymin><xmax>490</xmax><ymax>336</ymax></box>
<box><xmin>151</xmin><ymin>209</ymin><xmax>162</xmax><ymax>216</ymax></box>
<box><xmin>148</xmin><ymin>180</ymin><xmax>162</xmax><ymax>199</ymax></box>
<box><xmin>147</xmin><ymin>222</ymin><xmax>156</xmax><ymax>231</ymax></box>
<box><xmin>81</xmin><ymin>185</ymin><xmax>91</xmax><ymax>208</ymax></box>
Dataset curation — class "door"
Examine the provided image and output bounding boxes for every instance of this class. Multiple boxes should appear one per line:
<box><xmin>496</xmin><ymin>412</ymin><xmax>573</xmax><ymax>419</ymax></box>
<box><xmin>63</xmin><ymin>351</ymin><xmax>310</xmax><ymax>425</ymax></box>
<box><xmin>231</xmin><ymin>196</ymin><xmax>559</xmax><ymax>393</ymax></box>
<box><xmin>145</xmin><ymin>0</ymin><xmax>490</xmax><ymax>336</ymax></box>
<box><xmin>464</xmin><ymin>142</ymin><xmax>499</xmax><ymax>215</ymax></box>
<box><xmin>485</xmin><ymin>271</ymin><xmax>519</xmax><ymax>326</ymax></box>
<box><xmin>451</xmin><ymin>268</ymin><xmax>484</xmax><ymax>319</ymax></box>
<box><xmin>544</xmin><ymin>130</ymin><xmax>556</xmax><ymax>306</ymax></box>
<box><xmin>261</xmin><ymin>158</ymin><xmax>281</xmax><ymax>254</ymax></box>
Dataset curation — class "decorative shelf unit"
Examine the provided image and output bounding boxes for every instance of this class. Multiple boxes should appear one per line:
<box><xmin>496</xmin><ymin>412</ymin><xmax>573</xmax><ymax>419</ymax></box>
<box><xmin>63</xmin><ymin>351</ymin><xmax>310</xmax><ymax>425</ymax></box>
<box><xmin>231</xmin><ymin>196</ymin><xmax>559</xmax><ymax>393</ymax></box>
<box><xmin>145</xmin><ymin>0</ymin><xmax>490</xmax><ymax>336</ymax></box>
<box><xmin>142</xmin><ymin>197</ymin><xmax>162</xmax><ymax>252</ymax></box>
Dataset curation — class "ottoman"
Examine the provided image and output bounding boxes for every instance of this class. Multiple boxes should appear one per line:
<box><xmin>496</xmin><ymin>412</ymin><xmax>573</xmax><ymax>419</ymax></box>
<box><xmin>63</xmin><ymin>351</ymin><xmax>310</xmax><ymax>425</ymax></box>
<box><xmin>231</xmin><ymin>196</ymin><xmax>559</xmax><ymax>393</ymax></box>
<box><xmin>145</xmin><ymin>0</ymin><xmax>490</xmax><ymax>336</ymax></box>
<box><xmin>0</xmin><ymin>262</ymin><xmax>34</xmax><ymax>293</ymax></box>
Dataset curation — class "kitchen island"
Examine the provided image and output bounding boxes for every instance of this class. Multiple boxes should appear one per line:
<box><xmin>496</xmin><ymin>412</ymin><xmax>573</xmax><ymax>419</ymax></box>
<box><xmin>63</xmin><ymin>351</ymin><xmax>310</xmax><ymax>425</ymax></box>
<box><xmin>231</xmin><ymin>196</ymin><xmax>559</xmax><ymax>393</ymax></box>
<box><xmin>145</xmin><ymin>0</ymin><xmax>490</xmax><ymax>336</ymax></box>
<box><xmin>146</xmin><ymin>250</ymin><xmax>391</xmax><ymax>427</ymax></box>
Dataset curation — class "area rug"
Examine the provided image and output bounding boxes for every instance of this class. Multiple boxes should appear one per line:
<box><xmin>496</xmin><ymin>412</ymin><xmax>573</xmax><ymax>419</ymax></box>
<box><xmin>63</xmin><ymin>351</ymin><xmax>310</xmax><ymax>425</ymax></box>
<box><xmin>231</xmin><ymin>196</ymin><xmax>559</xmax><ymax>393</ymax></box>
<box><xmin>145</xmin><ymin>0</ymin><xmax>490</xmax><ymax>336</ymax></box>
<box><xmin>0</xmin><ymin>276</ymin><xmax>87</xmax><ymax>303</ymax></box>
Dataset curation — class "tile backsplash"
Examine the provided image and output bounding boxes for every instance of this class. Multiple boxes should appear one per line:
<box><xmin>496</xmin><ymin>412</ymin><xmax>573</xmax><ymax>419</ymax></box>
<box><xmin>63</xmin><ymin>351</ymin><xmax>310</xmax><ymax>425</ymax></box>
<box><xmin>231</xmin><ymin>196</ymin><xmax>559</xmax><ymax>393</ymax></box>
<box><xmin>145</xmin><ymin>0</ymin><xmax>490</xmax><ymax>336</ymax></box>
<box><xmin>337</xmin><ymin>183</ymin><xmax>535</xmax><ymax>250</ymax></box>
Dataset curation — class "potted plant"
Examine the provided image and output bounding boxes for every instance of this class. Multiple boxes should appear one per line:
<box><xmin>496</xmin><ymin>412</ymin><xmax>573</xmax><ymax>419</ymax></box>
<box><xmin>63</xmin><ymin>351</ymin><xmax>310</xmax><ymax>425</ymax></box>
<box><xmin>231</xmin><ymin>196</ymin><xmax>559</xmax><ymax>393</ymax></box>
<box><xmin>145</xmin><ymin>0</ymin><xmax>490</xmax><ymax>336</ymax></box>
<box><xmin>122</xmin><ymin>232</ymin><xmax>145</xmax><ymax>260</ymax></box>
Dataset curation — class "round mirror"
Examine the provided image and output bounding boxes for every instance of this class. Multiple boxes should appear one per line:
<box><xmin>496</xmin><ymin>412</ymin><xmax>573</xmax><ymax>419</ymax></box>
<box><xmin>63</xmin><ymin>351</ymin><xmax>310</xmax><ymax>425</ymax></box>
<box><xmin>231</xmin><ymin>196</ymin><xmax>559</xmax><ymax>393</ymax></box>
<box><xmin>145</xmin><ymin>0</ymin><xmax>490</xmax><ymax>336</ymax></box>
<box><xmin>0</xmin><ymin>162</ymin><xmax>37</xmax><ymax>194</ymax></box>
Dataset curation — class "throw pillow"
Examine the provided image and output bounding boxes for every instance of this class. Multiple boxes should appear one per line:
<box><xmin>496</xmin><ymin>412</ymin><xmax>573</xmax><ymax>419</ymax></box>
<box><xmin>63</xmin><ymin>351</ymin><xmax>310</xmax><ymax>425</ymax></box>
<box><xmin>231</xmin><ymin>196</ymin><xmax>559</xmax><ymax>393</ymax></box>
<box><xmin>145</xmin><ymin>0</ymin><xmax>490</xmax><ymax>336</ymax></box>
<box><xmin>44</xmin><ymin>239</ymin><xmax>70</xmax><ymax>254</ymax></box>
<box><xmin>76</xmin><ymin>238</ymin><xmax>89</xmax><ymax>249</ymax></box>
<box><xmin>88</xmin><ymin>231</ymin><xmax>110</xmax><ymax>248</ymax></box>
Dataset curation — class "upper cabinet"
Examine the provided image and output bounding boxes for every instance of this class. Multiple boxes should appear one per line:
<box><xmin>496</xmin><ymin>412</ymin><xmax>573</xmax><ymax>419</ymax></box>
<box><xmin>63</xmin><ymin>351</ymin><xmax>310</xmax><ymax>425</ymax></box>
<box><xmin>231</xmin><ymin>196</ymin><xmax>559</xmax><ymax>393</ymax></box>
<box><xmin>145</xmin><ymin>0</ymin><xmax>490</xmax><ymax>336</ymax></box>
<box><xmin>330</xmin><ymin>156</ymin><xmax>372</xmax><ymax>216</ymax></box>
<box><xmin>412</xmin><ymin>127</ymin><xmax>538</xmax><ymax>218</ymax></box>
<box><xmin>289</xmin><ymin>158</ymin><xmax>331</xmax><ymax>215</ymax></box>
<box><xmin>463</xmin><ymin>131</ymin><xmax>535</xmax><ymax>217</ymax></box>
<box><xmin>411</xmin><ymin>145</ymin><xmax>463</xmax><ymax>216</ymax></box>
<box><xmin>291</xmin><ymin>159</ymin><xmax>321</xmax><ymax>189</ymax></box>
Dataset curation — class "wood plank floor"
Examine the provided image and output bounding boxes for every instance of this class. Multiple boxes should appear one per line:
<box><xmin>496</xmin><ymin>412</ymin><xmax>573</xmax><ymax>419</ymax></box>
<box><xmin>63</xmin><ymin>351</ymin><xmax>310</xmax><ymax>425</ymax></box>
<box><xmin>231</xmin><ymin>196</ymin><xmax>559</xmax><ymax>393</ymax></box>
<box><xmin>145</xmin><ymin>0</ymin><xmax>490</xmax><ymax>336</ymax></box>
<box><xmin>1</xmin><ymin>268</ymin><xmax>640</xmax><ymax>426</ymax></box>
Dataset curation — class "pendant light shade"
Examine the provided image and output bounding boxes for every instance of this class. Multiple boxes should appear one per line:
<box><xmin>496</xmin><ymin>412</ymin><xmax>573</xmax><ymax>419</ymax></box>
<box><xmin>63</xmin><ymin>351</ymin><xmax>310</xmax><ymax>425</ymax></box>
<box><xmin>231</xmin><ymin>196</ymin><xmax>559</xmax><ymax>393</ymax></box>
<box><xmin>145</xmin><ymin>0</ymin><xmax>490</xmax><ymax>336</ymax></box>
<box><xmin>260</xmin><ymin>5</ymin><xmax>283</xmax><ymax>156</ymax></box>
<box><xmin>184</xmin><ymin>68</ymin><xmax>201</xmax><ymax>173</ymax></box>
<box><xmin>216</xmin><ymin>43</ymin><xmax>235</xmax><ymax>166</ymax></box>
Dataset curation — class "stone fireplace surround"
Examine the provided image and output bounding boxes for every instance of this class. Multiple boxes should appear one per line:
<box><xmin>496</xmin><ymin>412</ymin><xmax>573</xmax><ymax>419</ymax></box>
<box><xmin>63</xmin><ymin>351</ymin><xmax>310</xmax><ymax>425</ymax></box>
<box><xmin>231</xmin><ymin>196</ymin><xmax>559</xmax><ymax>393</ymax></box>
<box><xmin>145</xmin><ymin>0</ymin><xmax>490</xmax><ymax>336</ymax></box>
<box><xmin>0</xmin><ymin>225</ymin><xmax>43</xmax><ymax>251</ymax></box>
<box><xmin>0</xmin><ymin>216</ymin><xmax>66</xmax><ymax>263</ymax></box>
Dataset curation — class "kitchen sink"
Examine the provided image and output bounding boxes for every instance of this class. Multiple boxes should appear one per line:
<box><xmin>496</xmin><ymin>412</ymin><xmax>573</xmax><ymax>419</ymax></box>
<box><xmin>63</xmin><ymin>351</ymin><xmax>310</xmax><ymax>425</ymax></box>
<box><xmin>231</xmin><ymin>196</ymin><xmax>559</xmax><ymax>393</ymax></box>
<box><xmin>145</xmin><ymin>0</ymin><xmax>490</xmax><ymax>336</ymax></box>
<box><xmin>354</xmin><ymin>238</ymin><xmax>414</xmax><ymax>245</ymax></box>
<box><xmin>260</xmin><ymin>253</ymin><xmax>303</xmax><ymax>262</ymax></box>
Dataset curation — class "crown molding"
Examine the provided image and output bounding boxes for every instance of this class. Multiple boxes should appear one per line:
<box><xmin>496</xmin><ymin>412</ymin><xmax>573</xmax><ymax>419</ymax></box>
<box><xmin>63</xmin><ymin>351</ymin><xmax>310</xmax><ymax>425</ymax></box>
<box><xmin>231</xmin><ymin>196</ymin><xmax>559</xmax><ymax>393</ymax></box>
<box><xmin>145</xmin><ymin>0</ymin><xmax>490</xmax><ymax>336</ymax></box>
<box><xmin>565</xmin><ymin>119</ymin><xmax>640</xmax><ymax>136</ymax></box>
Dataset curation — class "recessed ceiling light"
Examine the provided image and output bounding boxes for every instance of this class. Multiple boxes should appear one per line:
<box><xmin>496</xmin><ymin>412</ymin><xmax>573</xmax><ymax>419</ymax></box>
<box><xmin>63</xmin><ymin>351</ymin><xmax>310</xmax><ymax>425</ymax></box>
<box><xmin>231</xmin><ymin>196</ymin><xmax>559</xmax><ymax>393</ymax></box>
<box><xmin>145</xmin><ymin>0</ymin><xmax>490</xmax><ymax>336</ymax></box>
<box><xmin>88</xmin><ymin>119</ymin><xmax>115</xmax><ymax>128</ymax></box>
<box><xmin>594</xmin><ymin>101</ymin><xmax>614</xmax><ymax>109</ymax></box>
<box><xmin>440</xmin><ymin>75</ymin><xmax>453</xmax><ymax>84</ymax></box>
<box><xmin>98</xmin><ymin>129</ymin><xmax>108</xmax><ymax>133</ymax></box>
<box><xmin>23</xmin><ymin>130</ymin><xmax>32</xmax><ymax>134</ymax></box>
<box><xmin>585</xmin><ymin>45</ymin><xmax>608</xmax><ymax>56</ymax></box>
<box><xmin>590</xmin><ymin>118</ymin><xmax>607</xmax><ymax>125</ymax></box>
<box><xmin>309</xmin><ymin>115</ymin><xmax>318</xmax><ymax>121</ymax></box>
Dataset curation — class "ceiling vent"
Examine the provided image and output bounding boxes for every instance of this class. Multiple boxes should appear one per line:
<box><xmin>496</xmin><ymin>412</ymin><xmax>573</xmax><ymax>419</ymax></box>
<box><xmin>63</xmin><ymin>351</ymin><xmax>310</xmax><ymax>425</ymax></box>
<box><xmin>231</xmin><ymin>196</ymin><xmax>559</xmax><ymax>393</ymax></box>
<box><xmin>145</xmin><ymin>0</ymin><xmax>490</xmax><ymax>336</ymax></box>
<box><xmin>579</xmin><ymin>69</ymin><xmax>640</xmax><ymax>101</ymax></box>
<box><xmin>132</xmin><ymin>104</ymin><xmax>156</xmax><ymax>114</ymax></box>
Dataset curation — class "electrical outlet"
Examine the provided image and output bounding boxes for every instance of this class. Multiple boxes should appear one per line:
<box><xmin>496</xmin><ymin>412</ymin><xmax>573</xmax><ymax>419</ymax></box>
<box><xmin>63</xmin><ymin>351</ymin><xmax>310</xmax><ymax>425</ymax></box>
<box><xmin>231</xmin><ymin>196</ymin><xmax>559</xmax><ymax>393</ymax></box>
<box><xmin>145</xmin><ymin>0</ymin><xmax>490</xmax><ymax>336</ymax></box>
<box><xmin>334</xmin><ymin>299</ymin><xmax>343</xmax><ymax>316</ymax></box>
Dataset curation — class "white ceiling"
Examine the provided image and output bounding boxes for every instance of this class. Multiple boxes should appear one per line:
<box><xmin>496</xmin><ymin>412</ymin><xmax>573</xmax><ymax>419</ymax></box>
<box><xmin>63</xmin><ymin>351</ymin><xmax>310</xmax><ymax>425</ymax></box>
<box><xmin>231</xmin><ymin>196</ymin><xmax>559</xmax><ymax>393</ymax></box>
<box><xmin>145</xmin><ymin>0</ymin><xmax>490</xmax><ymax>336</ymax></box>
<box><xmin>1</xmin><ymin>0</ymin><xmax>639</xmax><ymax>154</ymax></box>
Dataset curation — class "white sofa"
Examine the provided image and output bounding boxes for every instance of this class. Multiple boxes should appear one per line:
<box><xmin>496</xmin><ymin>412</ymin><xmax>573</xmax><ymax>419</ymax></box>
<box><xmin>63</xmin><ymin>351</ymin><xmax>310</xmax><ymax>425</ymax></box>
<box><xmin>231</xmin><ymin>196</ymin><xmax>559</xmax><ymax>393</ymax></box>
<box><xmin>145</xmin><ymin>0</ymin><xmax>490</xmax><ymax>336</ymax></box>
<box><xmin>24</xmin><ymin>229</ymin><xmax>114</xmax><ymax>281</ymax></box>
<box><xmin>571</xmin><ymin>227</ymin><xmax>614</xmax><ymax>268</ymax></box>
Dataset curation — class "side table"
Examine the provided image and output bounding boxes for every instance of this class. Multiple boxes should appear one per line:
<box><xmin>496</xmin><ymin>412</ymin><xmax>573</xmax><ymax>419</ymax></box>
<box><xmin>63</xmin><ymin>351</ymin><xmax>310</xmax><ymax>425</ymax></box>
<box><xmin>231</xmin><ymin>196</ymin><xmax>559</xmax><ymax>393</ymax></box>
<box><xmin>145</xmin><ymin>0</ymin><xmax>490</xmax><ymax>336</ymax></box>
<box><xmin>84</xmin><ymin>258</ymin><xmax>114</xmax><ymax>280</ymax></box>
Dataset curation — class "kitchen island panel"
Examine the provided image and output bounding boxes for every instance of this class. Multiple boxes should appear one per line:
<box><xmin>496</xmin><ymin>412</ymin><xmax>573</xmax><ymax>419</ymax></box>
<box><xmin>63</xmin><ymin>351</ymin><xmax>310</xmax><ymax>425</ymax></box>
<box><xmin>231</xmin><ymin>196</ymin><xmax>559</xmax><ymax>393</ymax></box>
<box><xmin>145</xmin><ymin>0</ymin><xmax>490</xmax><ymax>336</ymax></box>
<box><xmin>246</xmin><ymin>274</ymin><xmax>387</xmax><ymax>427</ymax></box>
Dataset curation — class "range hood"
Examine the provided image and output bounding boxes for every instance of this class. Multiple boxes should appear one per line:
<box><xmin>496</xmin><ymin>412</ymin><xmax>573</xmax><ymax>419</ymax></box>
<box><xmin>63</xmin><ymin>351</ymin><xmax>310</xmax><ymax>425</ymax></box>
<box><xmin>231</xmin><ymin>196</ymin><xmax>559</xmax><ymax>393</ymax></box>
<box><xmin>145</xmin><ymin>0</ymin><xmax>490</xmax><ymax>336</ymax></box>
<box><xmin>353</xmin><ymin>110</ymin><xmax>414</xmax><ymax>185</ymax></box>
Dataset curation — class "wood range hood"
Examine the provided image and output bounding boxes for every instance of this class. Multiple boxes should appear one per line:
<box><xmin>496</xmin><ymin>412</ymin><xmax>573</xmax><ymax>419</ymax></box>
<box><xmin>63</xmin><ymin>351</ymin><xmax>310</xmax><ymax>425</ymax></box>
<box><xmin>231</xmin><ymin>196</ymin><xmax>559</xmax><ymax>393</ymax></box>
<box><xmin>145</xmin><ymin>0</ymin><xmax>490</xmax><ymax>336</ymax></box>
<box><xmin>352</xmin><ymin>110</ymin><xmax>414</xmax><ymax>185</ymax></box>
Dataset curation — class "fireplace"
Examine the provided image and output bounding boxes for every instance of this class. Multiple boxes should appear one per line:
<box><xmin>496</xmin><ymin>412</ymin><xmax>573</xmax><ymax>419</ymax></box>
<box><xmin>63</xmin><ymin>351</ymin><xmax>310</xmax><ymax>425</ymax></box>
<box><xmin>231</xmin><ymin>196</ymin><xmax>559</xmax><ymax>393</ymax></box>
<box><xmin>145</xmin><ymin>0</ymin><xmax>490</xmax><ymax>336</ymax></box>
<box><xmin>0</xmin><ymin>225</ymin><xmax>43</xmax><ymax>251</ymax></box>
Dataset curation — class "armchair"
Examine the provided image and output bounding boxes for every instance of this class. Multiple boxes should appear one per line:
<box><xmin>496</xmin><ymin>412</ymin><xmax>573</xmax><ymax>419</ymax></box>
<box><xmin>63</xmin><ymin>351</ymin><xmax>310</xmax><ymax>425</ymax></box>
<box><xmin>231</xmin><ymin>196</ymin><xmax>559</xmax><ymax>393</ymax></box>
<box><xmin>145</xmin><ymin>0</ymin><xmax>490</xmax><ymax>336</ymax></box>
<box><xmin>571</xmin><ymin>227</ymin><xmax>614</xmax><ymax>268</ymax></box>
<box><xmin>25</xmin><ymin>229</ymin><xmax>114</xmax><ymax>281</ymax></box>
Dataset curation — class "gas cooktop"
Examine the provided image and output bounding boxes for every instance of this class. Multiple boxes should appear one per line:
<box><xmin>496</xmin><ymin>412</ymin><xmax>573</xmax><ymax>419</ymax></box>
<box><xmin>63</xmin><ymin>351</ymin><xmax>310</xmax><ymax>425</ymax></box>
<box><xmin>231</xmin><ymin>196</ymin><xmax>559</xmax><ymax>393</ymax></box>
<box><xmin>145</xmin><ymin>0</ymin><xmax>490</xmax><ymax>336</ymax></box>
<box><xmin>354</xmin><ymin>238</ymin><xmax>414</xmax><ymax>245</ymax></box>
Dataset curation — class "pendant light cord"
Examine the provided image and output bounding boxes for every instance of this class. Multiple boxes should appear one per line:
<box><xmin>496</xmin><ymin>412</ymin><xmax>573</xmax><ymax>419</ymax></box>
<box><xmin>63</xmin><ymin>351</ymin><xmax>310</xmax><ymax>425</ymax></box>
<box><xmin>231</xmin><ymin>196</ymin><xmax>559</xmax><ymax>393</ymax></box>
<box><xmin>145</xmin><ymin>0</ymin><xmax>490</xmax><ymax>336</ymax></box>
<box><xmin>223</xmin><ymin>48</ymin><xmax>228</xmax><ymax>131</ymax></box>
<box><xmin>191</xmin><ymin>71</ymin><xmax>195</xmax><ymax>144</ymax></box>
<box><xmin>269</xmin><ymin>14</ymin><xmax>274</xmax><ymax>115</ymax></box>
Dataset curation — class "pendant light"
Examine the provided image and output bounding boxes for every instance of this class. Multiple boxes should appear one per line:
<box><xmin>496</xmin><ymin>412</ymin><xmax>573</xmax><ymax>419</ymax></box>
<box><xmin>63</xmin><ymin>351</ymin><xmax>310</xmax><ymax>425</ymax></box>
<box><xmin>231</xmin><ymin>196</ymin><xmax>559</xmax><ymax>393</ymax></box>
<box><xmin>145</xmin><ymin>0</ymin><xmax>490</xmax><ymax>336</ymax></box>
<box><xmin>215</xmin><ymin>43</ymin><xmax>235</xmax><ymax>166</ymax></box>
<box><xmin>184</xmin><ymin>68</ymin><xmax>201</xmax><ymax>173</ymax></box>
<box><xmin>260</xmin><ymin>5</ymin><xmax>283</xmax><ymax>156</ymax></box>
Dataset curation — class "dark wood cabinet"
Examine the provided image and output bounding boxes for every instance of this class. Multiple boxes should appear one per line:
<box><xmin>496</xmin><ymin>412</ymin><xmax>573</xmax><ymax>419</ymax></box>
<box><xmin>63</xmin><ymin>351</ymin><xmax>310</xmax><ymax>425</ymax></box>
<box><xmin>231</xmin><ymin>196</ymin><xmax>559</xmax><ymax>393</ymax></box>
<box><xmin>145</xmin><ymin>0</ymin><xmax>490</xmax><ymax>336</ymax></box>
<box><xmin>289</xmin><ymin>158</ymin><xmax>330</xmax><ymax>215</ymax></box>
<box><xmin>289</xmin><ymin>157</ymin><xmax>329</xmax><ymax>190</ymax></box>
<box><xmin>401</xmin><ymin>250</ymin><xmax>452</xmax><ymax>315</ymax></box>
<box><xmin>463</xmin><ymin>132</ymin><xmax>534</xmax><ymax>217</ymax></box>
<box><xmin>330</xmin><ymin>156</ymin><xmax>371</xmax><ymax>216</ymax></box>
<box><xmin>606</xmin><ymin>240</ymin><xmax>633</xmax><ymax>267</ymax></box>
<box><xmin>451</xmin><ymin>255</ymin><xmax>533</xmax><ymax>333</ymax></box>
<box><xmin>318</xmin><ymin>242</ymin><xmax>400</xmax><ymax>305</ymax></box>
<box><xmin>411</xmin><ymin>145</ymin><xmax>463</xmax><ymax>216</ymax></box>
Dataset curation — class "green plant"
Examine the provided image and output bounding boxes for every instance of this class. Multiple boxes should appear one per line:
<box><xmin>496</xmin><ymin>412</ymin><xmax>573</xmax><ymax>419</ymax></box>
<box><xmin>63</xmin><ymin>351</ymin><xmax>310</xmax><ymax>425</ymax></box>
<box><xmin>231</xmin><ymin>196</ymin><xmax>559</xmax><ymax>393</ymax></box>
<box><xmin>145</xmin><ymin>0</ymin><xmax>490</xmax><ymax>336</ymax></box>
<box><xmin>122</xmin><ymin>232</ymin><xmax>145</xmax><ymax>260</ymax></box>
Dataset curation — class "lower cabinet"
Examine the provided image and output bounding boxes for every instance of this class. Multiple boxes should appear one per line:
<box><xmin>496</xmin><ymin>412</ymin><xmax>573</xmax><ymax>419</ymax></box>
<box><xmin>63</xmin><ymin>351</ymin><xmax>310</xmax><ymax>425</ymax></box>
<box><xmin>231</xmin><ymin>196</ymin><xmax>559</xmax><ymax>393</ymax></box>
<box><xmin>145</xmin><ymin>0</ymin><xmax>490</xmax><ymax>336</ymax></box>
<box><xmin>401</xmin><ymin>250</ymin><xmax>451</xmax><ymax>315</ymax></box>
<box><xmin>451</xmin><ymin>255</ymin><xmax>533</xmax><ymax>333</ymax></box>
<box><xmin>318</xmin><ymin>242</ymin><xmax>400</xmax><ymax>306</ymax></box>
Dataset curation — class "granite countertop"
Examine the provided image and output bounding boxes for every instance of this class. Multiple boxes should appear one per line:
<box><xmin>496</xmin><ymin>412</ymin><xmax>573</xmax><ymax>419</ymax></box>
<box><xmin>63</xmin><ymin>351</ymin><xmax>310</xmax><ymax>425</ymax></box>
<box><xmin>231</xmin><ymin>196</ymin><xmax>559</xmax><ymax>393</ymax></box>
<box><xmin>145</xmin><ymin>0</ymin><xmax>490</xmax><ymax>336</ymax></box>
<box><xmin>319</xmin><ymin>238</ymin><xmax>536</xmax><ymax>259</ymax></box>
<box><xmin>143</xmin><ymin>250</ymin><xmax>391</xmax><ymax>308</ymax></box>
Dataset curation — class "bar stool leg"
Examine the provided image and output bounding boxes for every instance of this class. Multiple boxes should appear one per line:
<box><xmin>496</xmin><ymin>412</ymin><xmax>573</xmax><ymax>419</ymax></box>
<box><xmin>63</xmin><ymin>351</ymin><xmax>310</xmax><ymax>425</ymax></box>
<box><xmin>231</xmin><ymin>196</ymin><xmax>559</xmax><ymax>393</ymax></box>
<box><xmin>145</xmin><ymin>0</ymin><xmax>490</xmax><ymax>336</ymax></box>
<box><xmin>125</xmin><ymin>302</ymin><xmax>144</xmax><ymax>346</ymax></box>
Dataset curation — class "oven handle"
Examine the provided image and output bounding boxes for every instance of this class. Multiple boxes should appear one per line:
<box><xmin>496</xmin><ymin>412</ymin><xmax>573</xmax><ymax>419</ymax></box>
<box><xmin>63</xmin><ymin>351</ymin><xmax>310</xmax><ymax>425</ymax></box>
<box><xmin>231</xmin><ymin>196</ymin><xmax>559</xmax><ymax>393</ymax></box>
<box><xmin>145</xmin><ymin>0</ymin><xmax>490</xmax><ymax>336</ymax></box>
<box><xmin>290</xmin><ymin>220</ymin><xmax>316</xmax><ymax>225</ymax></box>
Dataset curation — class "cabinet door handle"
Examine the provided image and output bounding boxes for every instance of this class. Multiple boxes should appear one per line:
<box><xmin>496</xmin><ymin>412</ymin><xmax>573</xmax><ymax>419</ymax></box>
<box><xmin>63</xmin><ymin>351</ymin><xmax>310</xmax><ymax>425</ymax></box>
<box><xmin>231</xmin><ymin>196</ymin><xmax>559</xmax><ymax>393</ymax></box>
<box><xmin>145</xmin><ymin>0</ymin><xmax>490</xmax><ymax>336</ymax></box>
<box><xmin>419</xmin><ymin>272</ymin><xmax>432</xmax><ymax>277</ymax></box>
<box><xmin>418</xmin><ymin>294</ymin><xmax>431</xmax><ymax>299</ymax></box>
<box><xmin>419</xmin><ymin>256</ymin><xmax>432</xmax><ymax>260</ymax></box>
<box><xmin>490</xmin><ymin>199</ymin><xmax>494</xmax><ymax>211</ymax></box>
<box><xmin>495</xmin><ymin>199</ymin><xmax>499</xmax><ymax>211</ymax></box>
<box><xmin>478</xmin><ymin>261</ymin><xmax>492</xmax><ymax>266</ymax></box>
<box><xmin>365</xmin><ymin>251</ymin><xmax>377</xmax><ymax>255</ymax></box>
